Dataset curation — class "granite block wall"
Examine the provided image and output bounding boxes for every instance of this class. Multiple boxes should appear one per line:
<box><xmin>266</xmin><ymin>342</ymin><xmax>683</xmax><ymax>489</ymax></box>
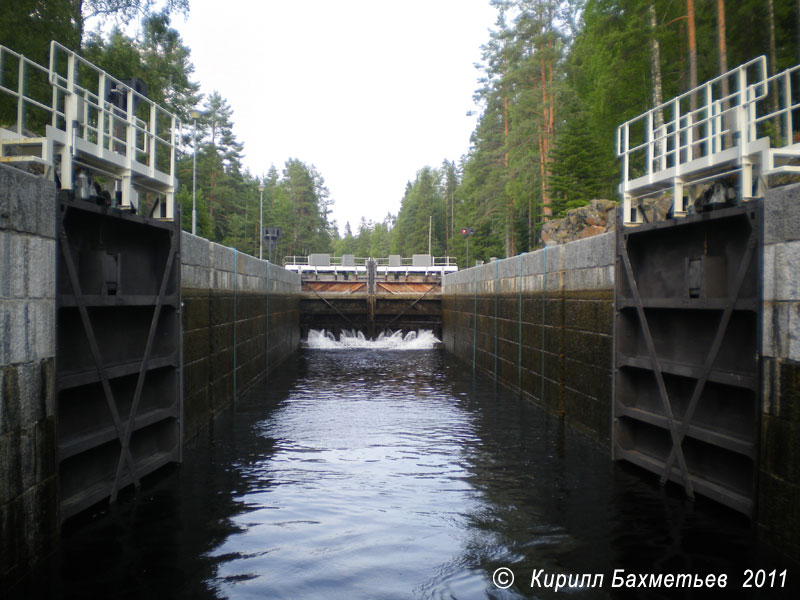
<box><xmin>181</xmin><ymin>232</ymin><xmax>301</xmax><ymax>441</ymax></box>
<box><xmin>760</xmin><ymin>183</ymin><xmax>800</xmax><ymax>560</ymax></box>
<box><xmin>442</xmin><ymin>232</ymin><xmax>615</xmax><ymax>444</ymax></box>
<box><xmin>0</xmin><ymin>165</ymin><xmax>58</xmax><ymax>585</ymax></box>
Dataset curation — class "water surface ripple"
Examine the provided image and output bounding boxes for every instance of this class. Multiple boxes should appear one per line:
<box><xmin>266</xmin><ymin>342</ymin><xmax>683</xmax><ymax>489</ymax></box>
<box><xmin>13</xmin><ymin>348</ymin><xmax>798</xmax><ymax>599</ymax></box>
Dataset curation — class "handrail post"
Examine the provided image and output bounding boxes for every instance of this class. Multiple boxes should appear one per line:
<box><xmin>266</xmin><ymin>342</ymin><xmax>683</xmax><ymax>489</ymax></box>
<box><xmin>61</xmin><ymin>48</ymin><xmax>77</xmax><ymax>190</ymax></box>
<box><xmin>783</xmin><ymin>70</ymin><xmax>793</xmax><ymax>146</ymax></box>
<box><xmin>98</xmin><ymin>72</ymin><xmax>107</xmax><ymax>152</ymax></box>
<box><xmin>16</xmin><ymin>54</ymin><xmax>24</xmax><ymax>134</ymax></box>
<box><xmin>672</xmin><ymin>98</ymin><xmax>681</xmax><ymax>171</ymax></box>
<box><xmin>149</xmin><ymin>102</ymin><xmax>157</xmax><ymax>177</ymax></box>
<box><xmin>646</xmin><ymin>111</ymin><xmax>653</xmax><ymax>176</ymax></box>
<box><xmin>622</xmin><ymin>124</ymin><xmax>630</xmax><ymax>188</ymax></box>
<box><xmin>168</xmin><ymin>113</ymin><xmax>178</xmax><ymax>219</ymax></box>
<box><xmin>705</xmin><ymin>83</ymin><xmax>713</xmax><ymax>158</ymax></box>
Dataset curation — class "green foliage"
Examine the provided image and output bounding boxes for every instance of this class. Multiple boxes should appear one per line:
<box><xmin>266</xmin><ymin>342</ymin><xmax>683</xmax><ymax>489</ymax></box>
<box><xmin>548</xmin><ymin>100</ymin><xmax>615</xmax><ymax>216</ymax></box>
<box><xmin>7</xmin><ymin>0</ymin><xmax>800</xmax><ymax>269</ymax></box>
<box><xmin>392</xmin><ymin>167</ymin><xmax>447</xmax><ymax>257</ymax></box>
<box><xmin>446</xmin><ymin>0</ymin><xmax>800</xmax><ymax>261</ymax></box>
<box><xmin>81</xmin><ymin>13</ymin><xmax>200</xmax><ymax>120</ymax></box>
<box><xmin>0</xmin><ymin>2</ymin><xmax>80</xmax><ymax>63</ymax></box>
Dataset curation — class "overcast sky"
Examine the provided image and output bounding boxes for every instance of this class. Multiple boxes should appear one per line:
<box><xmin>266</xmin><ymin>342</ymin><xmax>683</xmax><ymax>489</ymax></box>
<box><xmin>175</xmin><ymin>0</ymin><xmax>496</xmax><ymax>233</ymax></box>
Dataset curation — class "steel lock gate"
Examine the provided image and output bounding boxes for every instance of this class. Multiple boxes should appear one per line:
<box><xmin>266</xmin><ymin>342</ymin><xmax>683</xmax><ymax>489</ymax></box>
<box><xmin>613</xmin><ymin>203</ymin><xmax>761</xmax><ymax>515</ymax></box>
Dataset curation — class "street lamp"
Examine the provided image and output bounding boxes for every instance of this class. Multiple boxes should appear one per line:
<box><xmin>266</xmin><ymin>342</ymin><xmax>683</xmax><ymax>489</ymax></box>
<box><xmin>189</xmin><ymin>109</ymin><xmax>202</xmax><ymax>235</ymax></box>
<box><xmin>258</xmin><ymin>183</ymin><xmax>265</xmax><ymax>260</ymax></box>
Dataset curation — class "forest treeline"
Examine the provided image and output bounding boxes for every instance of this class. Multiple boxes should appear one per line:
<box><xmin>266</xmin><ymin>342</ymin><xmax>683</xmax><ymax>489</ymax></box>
<box><xmin>2</xmin><ymin>0</ymin><xmax>798</xmax><ymax>266</ymax></box>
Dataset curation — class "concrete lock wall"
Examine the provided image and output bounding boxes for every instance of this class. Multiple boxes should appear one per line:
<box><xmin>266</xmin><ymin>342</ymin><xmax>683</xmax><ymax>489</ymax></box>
<box><xmin>0</xmin><ymin>160</ymin><xmax>301</xmax><ymax>585</ymax></box>
<box><xmin>760</xmin><ymin>184</ymin><xmax>800</xmax><ymax>559</ymax></box>
<box><xmin>443</xmin><ymin>192</ymin><xmax>800</xmax><ymax>560</ymax></box>
<box><xmin>442</xmin><ymin>232</ymin><xmax>615</xmax><ymax>443</ymax></box>
<box><xmin>0</xmin><ymin>165</ymin><xmax>58</xmax><ymax>583</ymax></box>
<box><xmin>181</xmin><ymin>232</ymin><xmax>301</xmax><ymax>440</ymax></box>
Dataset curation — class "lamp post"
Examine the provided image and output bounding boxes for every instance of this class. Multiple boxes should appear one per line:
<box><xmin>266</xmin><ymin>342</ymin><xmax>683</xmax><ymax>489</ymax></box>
<box><xmin>189</xmin><ymin>109</ymin><xmax>202</xmax><ymax>235</ymax></box>
<box><xmin>461</xmin><ymin>227</ymin><xmax>474</xmax><ymax>268</ymax></box>
<box><xmin>258</xmin><ymin>183</ymin><xmax>265</xmax><ymax>260</ymax></box>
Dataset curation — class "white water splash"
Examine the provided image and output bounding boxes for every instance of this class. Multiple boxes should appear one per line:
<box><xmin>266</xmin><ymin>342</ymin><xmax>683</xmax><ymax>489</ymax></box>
<box><xmin>304</xmin><ymin>329</ymin><xmax>440</xmax><ymax>350</ymax></box>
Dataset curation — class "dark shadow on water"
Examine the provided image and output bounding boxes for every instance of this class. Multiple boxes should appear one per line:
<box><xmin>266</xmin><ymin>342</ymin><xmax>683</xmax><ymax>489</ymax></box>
<box><xmin>8</xmin><ymin>349</ymin><xmax>800</xmax><ymax>599</ymax></box>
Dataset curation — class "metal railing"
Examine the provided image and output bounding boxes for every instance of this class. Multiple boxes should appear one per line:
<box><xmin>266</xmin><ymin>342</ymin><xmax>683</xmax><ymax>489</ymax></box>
<box><xmin>616</xmin><ymin>56</ymin><xmax>800</xmax><ymax>224</ymax></box>
<box><xmin>0</xmin><ymin>41</ymin><xmax>180</xmax><ymax>219</ymax></box>
<box><xmin>283</xmin><ymin>255</ymin><xmax>458</xmax><ymax>268</ymax></box>
<box><xmin>0</xmin><ymin>45</ymin><xmax>54</xmax><ymax>136</ymax></box>
<box><xmin>284</xmin><ymin>255</ymin><xmax>371</xmax><ymax>268</ymax></box>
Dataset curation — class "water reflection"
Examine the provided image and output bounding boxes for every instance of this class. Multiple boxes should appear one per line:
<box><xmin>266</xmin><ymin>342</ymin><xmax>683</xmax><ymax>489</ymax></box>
<box><xmin>9</xmin><ymin>348</ymin><xmax>799</xmax><ymax>599</ymax></box>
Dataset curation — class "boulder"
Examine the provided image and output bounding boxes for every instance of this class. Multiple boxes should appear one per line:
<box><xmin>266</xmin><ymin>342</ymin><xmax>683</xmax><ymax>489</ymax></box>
<box><xmin>540</xmin><ymin>199</ymin><xmax>619</xmax><ymax>245</ymax></box>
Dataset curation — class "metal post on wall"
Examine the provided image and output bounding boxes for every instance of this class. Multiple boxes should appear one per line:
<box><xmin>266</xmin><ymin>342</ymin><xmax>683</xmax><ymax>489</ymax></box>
<box><xmin>233</xmin><ymin>247</ymin><xmax>238</xmax><ymax>400</ymax></box>
<box><xmin>258</xmin><ymin>184</ymin><xmax>265</xmax><ymax>259</ymax></box>
<box><xmin>190</xmin><ymin>109</ymin><xmax>202</xmax><ymax>235</ymax></box>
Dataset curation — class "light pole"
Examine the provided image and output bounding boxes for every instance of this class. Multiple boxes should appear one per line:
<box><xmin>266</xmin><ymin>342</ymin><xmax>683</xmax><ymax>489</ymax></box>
<box><xmin>461</xmin><ymin>227</ymin><xmax>474</xmax><ymax>267</ymax></box>
<box><xmin>258</xmin><ymin>183</ymin><xmax>265</xmax><ymax>260</ymax></box>
<box><xmin>190</xmin><ymin>109</ymin><xmax>202</xmax><ymax>235</ymax></box>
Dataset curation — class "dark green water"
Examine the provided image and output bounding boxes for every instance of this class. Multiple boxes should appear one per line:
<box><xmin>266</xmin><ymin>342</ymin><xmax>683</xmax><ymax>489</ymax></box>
<box><xmin>12</xmin><ymin>348</ymin><xmax>799</xmax><ymax>599</ymax></box>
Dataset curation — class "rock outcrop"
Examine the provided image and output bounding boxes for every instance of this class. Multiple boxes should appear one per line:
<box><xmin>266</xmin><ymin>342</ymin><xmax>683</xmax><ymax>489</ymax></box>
<box><xmin>540</xmin><ymin>199</ymin><xmax>619</xmax><ymax>245</ymax></box>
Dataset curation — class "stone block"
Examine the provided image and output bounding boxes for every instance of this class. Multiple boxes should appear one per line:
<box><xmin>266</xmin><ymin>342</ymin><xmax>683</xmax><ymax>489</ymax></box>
<box><xmin>7</xmin><ymin>233</ymin><xmax>27</xmax><ymax>298</ymax></box>
<box><xmin>36</xmin><ymin>192</ymin><xmax>56</xmax><ymax>240</ymax></box>
<box><xmin>183</xmin><ymin>328</ymin><xmax>210</xmax><ymax>364</ymax></box>
<box><xmin>544</xmin><ymin>243</ymin><xmax>562</xmax><ymax>274</ymax></box>
<box><xmin>0</xmin><ymin>231</ymin><xmax>9</xmax><ymax>299</ymax></box>
<box><xmin>180</xmin><ymin>232</ymin><xmax>211</xmax><ymax>268</ymax></box>
<box><xmin>211</xmin><ymin>269</ymin><xmax>234</xmax><ymax>291</ymax></box>
<box><xmin>2</xmin><ymin>302</ymin><xmax>29</xmax><ymax>364</ymax></box>
<box><xmin>17</xmin><ymin>361</ymin><xmax>43</xmax><ymax>427</ymax></box>
<box><xmin>564</xmin><ymin>299</ymin><xmax>596</xmax><ymax>332</ymax></box>
<box><xmin>20</xmin><ymin>478</ymin><xmax>58</xmax><ymax>559</ymax></box>
<box><xmin>0</xmin><ymin>368</ymin><xmax>4</xmax><ymax>432</ymax></box>
<box><xmin>520</xmin><ymin>249</ymin><xmax>544</xmax><ymax>277</ymax></box>
<box><xmin>32</xmin><ymin>300</ymin><xmax>55</xmax><ymax>360</ymax></box>
<box><xmin>785</xmin><ymin>192</ymin><xmax>800</xmax><ymax>244</ymax></box>
<box><xmin>773</xmin><ymin>241</ymin><xmax>800</xmax><ymax>301</ymax></box>
<box><xmin>183</xmin><ymin>294</ymin><xmax>210</xmax><ymax>332</ymax></box>
<box><xmin>183</xmin><ymin>357</ymin><xmax>210</xmax><ymax>399</ymax></box>
<box><xmin>563</xmin><ymin>387</ymin><xmax>608</xmax><ymax>441</ymax></box>
<box><xmin>763</xmin><ymin>192</ymin><xmax>785</xmax><ymax>245</ymax></box>
<box><xmin>762</xmin><ymin>243</ymin><xmax>776</xmax><ymax>301</ymax></box>
<box><xmin>0</xmin><ymin>164</ymin><xmax>54</xmax><ymax>236</ymax></box>
<box><xmin>0</xmin><ymin>365</ymin><xmax>19</xmax><ymax>435</ymax></box>
<box><xmin>767</xmin><ymin>302</ymin><xmax>793</xmax><ymax>360</ymax></box>
<box><xmin>0</xmin><ymin>496</ymin><xmax>19</xmax><ymax>580</ymax></box>
<box><xmin>242</xmin><ymin>274</ymin><xmax>264</xmax><ymax>293</ymax></box>
<box><xmin>239</xmin><ymin>252</ymin><xmax>263</xmax><ymax>277</ymax></box>
<box><xmin>210</xmin><ymin>323</ymin><xmax>234</xmax><ymax>354</ymax></box>
<box><xmin>19</xmin><ymin>428</ymin><xmax>36</xmax><ymax>491</ymax></box>
<box><xmin>595</xmin><ymin>300</ymin><xmax>614</xmax><ymax>335</ymax></box>
<box><xmin>600</xmin><ymin>265</ymin><xmax>615</xmax><ymax>288</ymax></box>
<box><xmin>209</xmin><ymin>242</ymin><xmax>235</xmax><ymax>273</ymax></box>
<box><xmin>496</xmin><ymin>255</ymin><xmax>520</xmax><ymax>280</ymax></box>
<box><xmin>764</xmin><ymin>182</ymin><xmax>800</xmax><ymax>245</ymax></box>
<box><xmin>757</xmin><ymin>470</ymin><xmax>800</xmax><ymax>561</ymax></box>
<box><xmin>0</xmin><ymin>431</ymin><xmax>21</xmax><ymax>505</ymax></box>
<box><xmin>29</xmin><ymin>238</ymin><xmax>56</xmax><ymax>299</ymax></box>
<box><xmin>544</xmin><ymin>271</ymin><xmax>560</xmax><ymax>292</ymax></box>
<box><xmin>210</xmin><ymin>372</ymin><xmax>233</xmax><ymax>412</ymax></box>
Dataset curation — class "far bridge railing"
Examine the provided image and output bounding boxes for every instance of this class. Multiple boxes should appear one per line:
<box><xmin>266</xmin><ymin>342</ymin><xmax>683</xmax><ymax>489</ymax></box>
<box><xmin>284</xmin><ymin>254</ymin><xmax>458</xmax><ymax>277</ymax></box>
